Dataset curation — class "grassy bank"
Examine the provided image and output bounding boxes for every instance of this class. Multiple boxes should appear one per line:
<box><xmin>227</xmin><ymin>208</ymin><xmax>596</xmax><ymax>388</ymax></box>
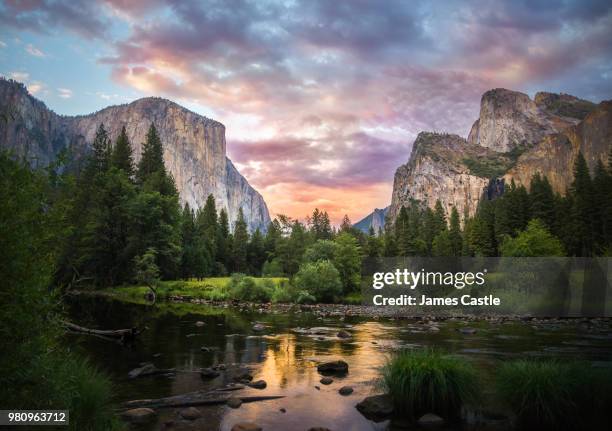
<box><xmin>107</xmin><ymin>277</ymin><xmax>288</xmax><ymax>301</ymax></box>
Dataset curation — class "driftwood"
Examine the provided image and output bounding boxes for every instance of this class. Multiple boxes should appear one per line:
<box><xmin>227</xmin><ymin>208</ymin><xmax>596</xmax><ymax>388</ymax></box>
<box><xmin>122</xmin><ymin>387</ymin><xmax>284</xmax><ymax>410</ymax></box>
<box><xmin>62</xmin><ymin>320</ymin><xmax>145</xmax><ymax>340</ymax></box>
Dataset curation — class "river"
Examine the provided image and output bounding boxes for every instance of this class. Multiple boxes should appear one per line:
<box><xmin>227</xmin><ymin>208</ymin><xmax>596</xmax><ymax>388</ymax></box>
<box><xmin>66</xmin><ymin>297</ymin><xmax>612</xmax><ymax>430</ymax></box>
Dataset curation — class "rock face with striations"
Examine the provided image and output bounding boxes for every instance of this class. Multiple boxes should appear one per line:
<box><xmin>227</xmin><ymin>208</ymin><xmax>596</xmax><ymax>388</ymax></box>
<box><xmin>389</xmin><ymin>88</ymin><xmax>605</xmax><ymax>226</ymax></box>
<box><xmin>467</xmin><ymin>88</ymin><xmax>581</xmax><ymax>152</ymax></box>
<box><xmin>0</xmin><ymin>79</ymin><xmax>270</xmax><ymax>232</ymax></box>
<box><xmin>353</xmin><ymin>207</ymin><xmax>389</xmax><ymax>233</ymax></box>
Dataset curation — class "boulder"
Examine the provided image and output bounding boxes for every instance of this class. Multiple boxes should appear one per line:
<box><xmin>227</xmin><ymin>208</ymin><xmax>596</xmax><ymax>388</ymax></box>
<box><xmin>248</xmin><ymin>379</ymin><xmax>267</xmax><ymax>389</ymax></box>
<box><xmin>417</xmin><ymin>413</ymin><xmax>445</xmax><ymax>428</ymax></box>
<box><xmin>339</xmin><ymin>386</ymin><xmax>353</xmax><ymax>396</ymax></box>
<box><xmin>128</xmin><ymin>363</ymin><xmax>157</xmax><ymax>379</ymax></box>
<box><xmin>317</xmin><ymin>360</ymin><xmax>349</xmax><ymax>374</ymax></box>
<box><xmin>179</xmin><ymin>407</ymin><xmax>202</xmax><ymax>420</ymax></box>
<box><xmin>320</xmin><ymin>377</ymin><xmax>333</xmax><ymax>385</ymax></box>
<box><xmin>458</xmin><ymin>327</ymin><xmax>477</xmax><ymax>335</ymax></box>
<box><xmin>227</xmin><ymin>397</ymin><xmax>242</xmax><ymax>409</ymax></box>
<box><xmin>355</xmin><ymin>394</ymin><xmax>394</xmax><ymax>421</ymax></box>
<box><xmin>200</xmin><ymin>368</ymin><xmax>220</xmax><ymax>379</ymax></box>
<box><xmin>337</xmin><ymin>330</ymin><xmax>352</xmax><ymax>339</ymax></box>
<box><xmin>252</xmin><ymin>323</ymin><xmax>266</xmax><ymax>332</ymax></box>
<box><xmin>231</xmin><ymin>422</ymin><xmax>262</xmax><ymax>431</ymax></box>
<box><xmin>195</xmin><ymin>321</ymin><xmax>205</xmax><ymax>327</ymax></box>
<box><xmin>121</xmin><ymin>408</ymin><xmax>156</xmax><ymax>424</ymax></box>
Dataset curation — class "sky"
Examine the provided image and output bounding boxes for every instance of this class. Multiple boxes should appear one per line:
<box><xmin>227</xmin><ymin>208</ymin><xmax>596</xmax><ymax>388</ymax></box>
<box><xmin>1</xmin><ymin>0</ymin><xmax>612</xmax><ymax>224</ymax></box>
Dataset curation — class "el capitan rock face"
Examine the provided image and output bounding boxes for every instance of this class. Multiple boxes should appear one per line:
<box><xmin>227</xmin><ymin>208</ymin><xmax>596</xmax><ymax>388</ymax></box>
<box><xmin>0</xmin><ymin>79</ymin><xmax>270</xmax><ymax>232</ymax></box>
<box><xmin>389</xmin><ymin>88</ymin><xmax>606</xmax><ymax>226</ymax></box>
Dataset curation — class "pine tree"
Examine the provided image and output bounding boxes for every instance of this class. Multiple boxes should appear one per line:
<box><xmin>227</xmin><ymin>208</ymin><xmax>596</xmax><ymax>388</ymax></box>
<box><xmin>382</xmin><ymin>221</ymin><xmax>397</xmax><ymax>257</ymax></box>
<box><xmin>365</xmin><ymin>226</ymin><xmax>382</xmax><ymax>258</ymax></box>
<box><xmin>88</xmin><ymin>123</ymin><xmax>112</xmax><ymax>177</ymax></box>
<box><xmin>232</xmin><ymin>208</ymin><xmax>249</xmax><ymax>272</ymax></box>
<box><xmin>247</xmin><ymin>229</ymin><xmax>266</xmax><ymax>274</ymax></box>
<box><xmin>136</xmin><ymin>124</ymin><xmax>165</xmax><ymax>184</ymax></box>
<box><xmin>449</xmin><ymin>207</ymin><xmax>463</xmax><ymax>256</ymax></box>
<box><xmin>216</xmin><ymin>208</ymin><xmax>230</xmax><ymax>274</ymax></box>
<box><xmin>592</xmin><ymin>159</ymin><xmax>608</xmax><ymax>252</ymax></box>
<box><xmin>570</xmin><ymin>152</ymin><xmax>595</xmax><ymax>255</ymax></box>
<box><xmin>111</xmin><ymin>126</ymin><xmax>134</xmax><ymax>178</ymax></box>
<box><xmin>340</xmin><ymin>214</ymin><xmax>352</xmax><ymax>233</ymax></box>
<box><xmin>529</xmin><ymin>173</ymin><xmax>555</xmax><ymax>230</ymax></box>
<box><xmin>395</xmin><ymin>206</ymin><xmax>410</xmax><ymax>256</ymax></box>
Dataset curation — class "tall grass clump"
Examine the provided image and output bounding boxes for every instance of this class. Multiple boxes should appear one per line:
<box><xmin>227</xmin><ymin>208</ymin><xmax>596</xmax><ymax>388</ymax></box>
<box><xmin>497</xmin><ymin>360</ymin><xmax>588</xmax><ymax>430</ymax></box>
<box><xmin>380</xmin><ymin>349</ymin><xmax>480</xmax><ymax>422</ymax></box>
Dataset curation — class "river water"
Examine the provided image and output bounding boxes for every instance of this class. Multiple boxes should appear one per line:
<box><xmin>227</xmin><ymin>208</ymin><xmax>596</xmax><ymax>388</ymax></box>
<box><xmin>66</xmin><ymin>297</ymin><xmax>612</xmax><ymax>430</ymax></box>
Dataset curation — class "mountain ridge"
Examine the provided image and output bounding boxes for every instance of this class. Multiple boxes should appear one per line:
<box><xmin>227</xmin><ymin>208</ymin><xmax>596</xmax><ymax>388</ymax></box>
<box><xmin>0</xmin><ymin>78</ymin><xmax>271</xmax><ymax>232</ymax></box>
<box><xmin>388</xmin><ymin>88</ymin><xmax>608</xmax><ymax>226</ymax></box>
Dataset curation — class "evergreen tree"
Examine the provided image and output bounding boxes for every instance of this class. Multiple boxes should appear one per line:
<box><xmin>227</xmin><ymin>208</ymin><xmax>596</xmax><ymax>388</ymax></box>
<box><xmin>529</xmin><ymin>173</ymin><xmax>555</xmax><ymax>230</ymax></box>
<box><xmin>111</xmin><ymin>126</ymin><xmax>134</xmax><ymax>177</ymax></box>
<box><xmin>231</xmin><ymin>208</ymin><xmax>249</xmax><ymax>272</ymax></box>
<box><xmin>88</xmin><ymin>123</ymin><xmax>111</xmax><ymax>176</ymax></box>
<box><xmin>340</xmin><ymin>214</ymin><xmax>352</xmax><ymax>233</ymax></box>
<box><xmin>592</xmin><ymin>160</ymin><xmax>608</xmax><ymax>252</ymax></box>
<box><xmin>216</xmin><ymin>208</ymin><xmax>230</xmax><ymax>274</ymax></box>
<box><xmin>449</xmin><ymin>207</ymin><xmax>463</xmax><ymax>256</ymax></box>
<box><xmin>136</xmin><ymin>124</ymin><xmax>165</xmax><ymax>184</ymax></box>
<box><xmin>569</xmin><ymin>152</ymin><xmax>595</xmax><ymax>255</ymax></box>
<box><xmin>432</xmin><ymin>229</ymin><xmax>453</xmax><ymax>256</ymax></box>
<box><xmin>382</xmin><ymin>221</ymin><xmax>398</xmax><ymax>257</ymax></box>
<box><xmin>247</xmin><ymin>229</ymin><xmax>266</xmax><ymax>275</ymax></box>
<box><xmin>365</xmin><ymin>226</ymin><xmax>383</xmax><ymax>258</ymax></box>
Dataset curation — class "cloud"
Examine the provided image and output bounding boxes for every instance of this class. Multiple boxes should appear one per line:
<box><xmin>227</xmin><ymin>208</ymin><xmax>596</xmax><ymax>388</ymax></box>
<box><xmin>0</xmin><ymin>41</ymin><xmax>6</xmax><ymax>48</ymax></box>
<box><xmin>25</xmin><ymin>44</ymin><xmax>45</xmax><ymax>57</ymax></box>
<box><xmin>9</xmin><ymin>71</ymin><xmax>29</xmax><ymax>81</ymax></box>
<box><xmin>3</xmin><ymin>0</ymin><xmax>612</xmax><ymax>223</ymax></box>
<box><xmin>27</xmin><ymin>81</ymin><xmax>44</xmax><ymax>95</ymax></box>
<box><xmin>0</xmin><ymin>0</ymin><xmax>109</xmax><ymax>38</ymax></box>
<box><xmin>57</xmin><ymin>88</ymin><xmax>73</xmax><ymax>98</ymax></box>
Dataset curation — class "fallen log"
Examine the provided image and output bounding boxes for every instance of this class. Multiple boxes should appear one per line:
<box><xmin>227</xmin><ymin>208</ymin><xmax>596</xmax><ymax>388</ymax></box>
<box><xmin>122</xmin><ymin>388</ymin><xmax>284</xmax><ymax>410</ymax></box>
<box><xmin>62</xmin><ymin>320</ymin><xmax>144</xmax><ymax>339</ymax></box>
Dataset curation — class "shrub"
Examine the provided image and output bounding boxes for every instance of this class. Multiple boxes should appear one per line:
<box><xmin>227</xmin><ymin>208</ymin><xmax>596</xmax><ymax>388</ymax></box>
<box><xmin>226</xmin><ymin>273</ymin><xmax>272</xmax><ymax>302</ymax></box>
<box><xmin>500</xmin><ymin>219</ymin><xmax>565</xmax><ymax>257</ymax></box>
<box><xmin>380</xmin><ymin>349</ymin><xmax>480</xmax><ymax>422</ymax></box>
<box><xmin>303</xmin><ymin>240</ymin><xmax>338</xmax><ymax>263</ymax></box>
<box><xmin>293</xmin><ymin>260</ymin><xmax>342</xmax><ymax>303</ymax></box>
<box><xmin>496</xmin><ymin>360</ymin><xmax>599</xmax><ymax>430</ymax></box>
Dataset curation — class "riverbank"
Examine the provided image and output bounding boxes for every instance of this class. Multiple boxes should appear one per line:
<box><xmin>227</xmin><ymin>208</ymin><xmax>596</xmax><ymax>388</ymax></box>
<box><xmin>72</xmin><ymin>288</ymin><xmax>612</xmax><ymax>325</ymax></box>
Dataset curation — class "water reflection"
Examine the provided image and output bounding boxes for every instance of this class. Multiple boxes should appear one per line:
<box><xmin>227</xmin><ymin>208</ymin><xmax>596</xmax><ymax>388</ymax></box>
<box><xmin>66</xmin><ymin>298</ymin><xmax>612</xmax><ymax>430</ymax></box>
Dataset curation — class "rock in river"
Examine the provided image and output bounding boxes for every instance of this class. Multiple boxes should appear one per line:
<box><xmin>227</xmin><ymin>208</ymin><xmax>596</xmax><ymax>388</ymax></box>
<box><xmin>200</xmin><ymin>367</ymin><xmax>220</xmax><ymax>379</ymax></box>
<box><xmin>227</xmin><ymin>397</ymin><xmax>242</xmax><ymax>409</ymax></box>
<box><xmin>320</xmin><ymin>377</ymin><xmax>333</xmax><ymax>385</ymax></box>
<box><xmin>317</xmin><ymin>360</ymin><xmax>349</xmax><ymax>374</ymax></box>
<box><xmin>231</xmin><ymin>422</ymin><xmax>262</xmax><ymax>431</ymax></box>
<box><xmin>179</xmin><ymin>407</ymin><xmax>202</xmax><ymax>420</ymax></box>
<box><xmin>417</xmin><ymin>413</ymin><xmax>445</xmax><ymax>428</ymax></box>
<box><xmin>337</xmin><ymin>330</ymin><xmax>352</xmax><ymax>339</ymax></box>
<box><xmin>252</xmin><ymin>323</ymin><xmax>266</xmax><ymax>332</ymax></box>
<box><xmin>121</xmin><ymin>408</ymin><xmax>156</xmax><ymax>424</ymax></box>
<box><xmin>339</xmin><ymin>386</ymin><xmax>353</xmax><ymax>396</ymax></box>
<box><xmin>458</xmin><ymin>327</ymin><xmax>477</xmax><ymax>335</ymax></box>
<box><xmin>248</xmin><ymin>379</ymin><xmax>267</xmax><ymax>389</ymax></box>
<box><xmin>356</xmin><ymin>394</ymin><xmax>394</xmax><ymax>421</ymax></box>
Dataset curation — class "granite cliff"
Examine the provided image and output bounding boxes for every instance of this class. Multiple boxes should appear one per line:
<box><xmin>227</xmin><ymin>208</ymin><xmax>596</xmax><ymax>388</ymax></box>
<box><xmin>354</xmin><ymin>207</ymin><xmax>389</xmax><ymax>233</ymax></box>
<box><xmin>389</xmin><ymin>88</ymin><xmax>607</xmax><ymax>226</ymax></box>
<box><xmin>0</xmin><ymin>79</ymin><xmax>270</xmax><ymax>232</ymax></box>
